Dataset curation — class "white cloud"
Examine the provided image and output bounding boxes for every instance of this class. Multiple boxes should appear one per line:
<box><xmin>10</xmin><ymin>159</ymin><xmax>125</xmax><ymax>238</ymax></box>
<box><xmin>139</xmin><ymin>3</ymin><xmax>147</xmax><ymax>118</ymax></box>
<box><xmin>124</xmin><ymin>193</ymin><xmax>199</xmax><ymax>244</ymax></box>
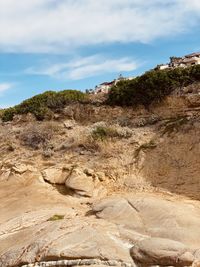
<box><xmin>26</xmin><ymin>55</ymin><xmax>139</xmax><ymax>80</ymax></box>
<box><xmin>0</xmin><ymin>0</ymin><xmax>199</xmax><ymax>53</ymax></box>
<box><xmin>0</xmin><ymin>83</ymin><xmax>13</xmax><ymax>94</ymax></box>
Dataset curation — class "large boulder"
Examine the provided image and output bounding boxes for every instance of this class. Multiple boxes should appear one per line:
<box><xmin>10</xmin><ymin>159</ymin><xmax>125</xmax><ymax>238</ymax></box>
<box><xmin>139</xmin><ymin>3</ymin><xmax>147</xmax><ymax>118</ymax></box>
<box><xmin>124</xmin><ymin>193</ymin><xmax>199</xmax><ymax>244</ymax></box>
<box><xmin>93</xmin><ymin>197</ymin><xmax>144</xmax><ymax>232</ymax></box>
<box><xmin>65</xmin><ymin>168</ymin><xmax>94</xmax><ymax>197</ymax></box>
<box><xmin>130</xmin><ymin>237</ymin><xmax>194</xmax><ymax>266</ymax></box>
<box><xmin>42</xmin><ymin>166</ymin><xmax>70</xmax><ymax>184</ymax></box>
<box><xmin>93</xmin><ymin>194</ymin><xmax>200</xmax><ymax>248</ymax></box>
<box><xmin>0</xmin><ymin>218</ymin><xmax>133</xmax><ymax>267</ymax></box>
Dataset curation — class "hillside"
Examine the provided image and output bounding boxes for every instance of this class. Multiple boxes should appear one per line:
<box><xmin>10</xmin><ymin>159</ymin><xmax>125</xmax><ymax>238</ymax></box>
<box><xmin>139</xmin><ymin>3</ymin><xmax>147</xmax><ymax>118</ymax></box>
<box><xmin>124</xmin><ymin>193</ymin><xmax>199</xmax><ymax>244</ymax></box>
<box><xmin>1</xmin><ymin>71</ymin><xmax>200</xmax><ymax>267</ymax></box>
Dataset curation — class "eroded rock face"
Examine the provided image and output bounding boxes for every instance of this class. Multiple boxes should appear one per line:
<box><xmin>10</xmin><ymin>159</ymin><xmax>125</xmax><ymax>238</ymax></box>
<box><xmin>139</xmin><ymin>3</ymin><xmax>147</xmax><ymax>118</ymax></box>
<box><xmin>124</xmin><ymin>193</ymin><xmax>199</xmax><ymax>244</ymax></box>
<box><xmin>42</xmin><ymin>166</ymin><xmax>70</xmax><ymax>184</ymax></box>
<box><xmin>186</xmin><ymin>94</ymin><xmax>200</xmax><ymax>107</ymax></box>
<box><xmin>0</xmin><ymin>218</ymin><xmax>133</xmax><ymax>267</ymax></box>
<box><xmin>130</xmin><ymin>237</ymin><xmax>194</xmax><ymax>266</ymax></box>
<box><xmin>2</xmin><ymin>185</ymin><xmax>200</xmax><ymax>267</ymax></box>
<box><xmin>65</xmin><ymin>167</ymin><xmax>107</xmax><ymax>198</ymax></box>
<box><xmin>64</xmin><ymin>120</ymin><xmax>77</xmax><ymax>129</ymax></box>
<box><xmin>93</xmin><ymin>195</ymin><xmax>200</xmax><ymax>248</ymax></box>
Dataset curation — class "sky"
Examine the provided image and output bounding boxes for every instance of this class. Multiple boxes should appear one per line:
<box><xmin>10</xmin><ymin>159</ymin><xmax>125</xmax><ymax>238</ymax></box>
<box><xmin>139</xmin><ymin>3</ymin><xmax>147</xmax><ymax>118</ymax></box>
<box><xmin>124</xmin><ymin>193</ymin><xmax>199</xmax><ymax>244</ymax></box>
<box><xmin>0</xmin><ymin>0</ymin><xmax>200</xmax><ymax>108</ymax></box>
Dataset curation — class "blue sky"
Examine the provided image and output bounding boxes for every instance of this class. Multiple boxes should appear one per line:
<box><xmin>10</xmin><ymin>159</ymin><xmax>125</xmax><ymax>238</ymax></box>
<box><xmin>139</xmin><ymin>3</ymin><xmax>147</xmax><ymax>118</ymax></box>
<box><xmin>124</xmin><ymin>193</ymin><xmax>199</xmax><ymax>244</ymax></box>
<box><xmin>0</xmin><ymin>0</ymin><xmax>200</xmax><ymax>107</ymax></box>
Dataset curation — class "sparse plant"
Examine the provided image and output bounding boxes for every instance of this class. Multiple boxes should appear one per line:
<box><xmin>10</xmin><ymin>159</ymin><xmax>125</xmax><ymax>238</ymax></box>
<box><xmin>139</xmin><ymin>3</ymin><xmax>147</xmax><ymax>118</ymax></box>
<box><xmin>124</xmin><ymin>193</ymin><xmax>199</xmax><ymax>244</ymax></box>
<box><xmin>19</xmin><ymin>122</ymin><xmax>59</xmax><ymax>149</ymax></box>
<box><xmin>161</xmin><ymin>116</ymin><xmax>188</xmax><ymax>135</ymax></box>
<box><xmin>134</xmin><ymin>140</ymin><xmax>157</xmax><ymax>159</ymax></box>
<box><xmin>91</xmin><ymin>123</ymin><xmax>132</xmax><ymax>141</ymax></box>
<box><xmin>47</xmin><ymin>214</ymin><xmax>64</xmax><ymax>221</ymax></box>
<box><xmin>92</xmin><ymin>126</ymin><xmax>111</xmax><ymax>141</ymax></box>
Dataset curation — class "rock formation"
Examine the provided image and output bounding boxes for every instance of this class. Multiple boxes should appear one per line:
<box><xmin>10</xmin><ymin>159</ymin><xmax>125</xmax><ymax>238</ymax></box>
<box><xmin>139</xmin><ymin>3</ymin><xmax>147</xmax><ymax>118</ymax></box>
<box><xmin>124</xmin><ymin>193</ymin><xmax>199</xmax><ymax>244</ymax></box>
<box><xmin>1</xmin><ymin>93</ymin><xmax>200</xmax><ymax>267</ymax></box>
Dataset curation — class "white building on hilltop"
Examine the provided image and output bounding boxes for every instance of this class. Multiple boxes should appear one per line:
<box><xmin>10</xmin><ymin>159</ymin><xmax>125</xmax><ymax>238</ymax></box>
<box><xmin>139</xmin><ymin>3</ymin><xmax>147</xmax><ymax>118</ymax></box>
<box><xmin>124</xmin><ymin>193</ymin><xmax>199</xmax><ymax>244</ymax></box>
<box><xmin>93</xmin><ymin>74</ymin><xmax>135</xmax><ymax>94</ymax></box>
<box><xmin>157</xmin><ymin>52</ymin><xmax>200</xmax><ymax>70</ymax></box>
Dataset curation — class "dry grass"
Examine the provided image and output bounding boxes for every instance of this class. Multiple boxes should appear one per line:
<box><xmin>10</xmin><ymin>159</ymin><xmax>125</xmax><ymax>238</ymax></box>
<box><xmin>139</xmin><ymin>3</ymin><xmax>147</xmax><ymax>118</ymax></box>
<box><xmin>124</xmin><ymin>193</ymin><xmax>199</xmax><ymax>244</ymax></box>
<box><xmin>19</xmin><ymin>121</ymin><xmax>61</xmax><ymax>150</ymax></box>
<box><xmin>90</xmin><ymin>122</ymin><xmax>132</xmax><ymax>141</ymax></box>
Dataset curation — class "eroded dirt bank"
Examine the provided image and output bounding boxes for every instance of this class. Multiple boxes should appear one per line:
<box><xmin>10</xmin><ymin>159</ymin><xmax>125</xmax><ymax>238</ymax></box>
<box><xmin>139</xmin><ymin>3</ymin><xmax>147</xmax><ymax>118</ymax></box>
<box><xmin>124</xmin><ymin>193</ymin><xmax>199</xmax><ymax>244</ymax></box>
<box><xmin>1</xmin><ymin>94</ymin><xmax>200</xmax><ymax>267</ymax></box>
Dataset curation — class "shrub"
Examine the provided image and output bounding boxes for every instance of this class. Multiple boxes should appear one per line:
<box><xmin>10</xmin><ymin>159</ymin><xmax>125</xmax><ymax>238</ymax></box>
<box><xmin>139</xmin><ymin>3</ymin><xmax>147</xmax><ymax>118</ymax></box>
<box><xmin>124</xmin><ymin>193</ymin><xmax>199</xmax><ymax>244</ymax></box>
<box><xmin>91</xmin><ymin>124</ymin><xmax>132</xmax><ymax>141</ymax></box>
<box><xmin>1</xmin><ymin>90</ymin><xmax>86</xmax><ymax>122</ymax></box>
<box><xmin>19</xmin><ymin>122</ymin><xmax>59</xmax><ymax>149</ymax></box>
<box><xmin>92</xmin><ymin>126</ymin><xmax>112</xmax><ymax>141</ymax></box>
<box><xmin>107</xmin><ymin>64</ymin><xmax>200</xmax><ymax>107</ymax></box>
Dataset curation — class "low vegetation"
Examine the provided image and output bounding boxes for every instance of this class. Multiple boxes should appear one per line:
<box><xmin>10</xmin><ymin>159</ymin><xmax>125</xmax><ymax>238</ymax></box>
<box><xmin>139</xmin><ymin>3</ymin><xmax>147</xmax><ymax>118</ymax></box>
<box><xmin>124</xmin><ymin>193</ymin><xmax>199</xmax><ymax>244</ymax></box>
<box><xmin>161</xmin><ymin>116</ymin><xmax>189</xmax><ymax>136</ymax></box>
<box><xmin>47</xmin><ymin>214</ymin><xmax>65</xmax><ymax>221</ymax></box>
<box><xmin>134</xmin><ymin>140</ymin><xmax>157</xmax><ymax>159</ymax></box>
<box><xmin>1</xmin><ymin>90</ymin><xmax>86</xmax><ymax>122</ymax></box>
<box><xmin>107</xmin><ymin>64</ymin><xmax>200</xmax><ymax>107</ymax></box>
<box><xmin>1</xmin><ymin>65</ymin><xmax>200</xmax><ymax>123</ymax></box>
<box><xmin>91</xmin><ymin>123</ymin><xmax>132</xmax><ymax>141</ymax></box>
<box><xmin>19</xmin><ymin>122</ymin><xmax>60</xmax><ymax>149</ymax></box>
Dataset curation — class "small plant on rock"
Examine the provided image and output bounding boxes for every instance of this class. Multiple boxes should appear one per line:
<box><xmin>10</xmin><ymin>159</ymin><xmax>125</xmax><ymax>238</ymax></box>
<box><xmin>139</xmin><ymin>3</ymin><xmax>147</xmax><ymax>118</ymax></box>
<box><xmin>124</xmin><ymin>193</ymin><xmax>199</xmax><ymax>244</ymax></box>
<box><xmin>47</xmin><ymin>214</ymin><xmax>65</xmax><ymax>221</ymax></box>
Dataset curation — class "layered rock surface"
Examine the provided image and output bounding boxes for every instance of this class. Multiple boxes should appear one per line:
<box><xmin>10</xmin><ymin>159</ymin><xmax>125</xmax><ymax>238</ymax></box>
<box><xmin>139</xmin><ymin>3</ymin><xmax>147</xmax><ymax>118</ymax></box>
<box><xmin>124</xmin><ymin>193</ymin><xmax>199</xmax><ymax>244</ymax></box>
<box><xmin>1</xmin><ymin>99</ymin><xmax>200</xmax><ymax>267</ymax></box>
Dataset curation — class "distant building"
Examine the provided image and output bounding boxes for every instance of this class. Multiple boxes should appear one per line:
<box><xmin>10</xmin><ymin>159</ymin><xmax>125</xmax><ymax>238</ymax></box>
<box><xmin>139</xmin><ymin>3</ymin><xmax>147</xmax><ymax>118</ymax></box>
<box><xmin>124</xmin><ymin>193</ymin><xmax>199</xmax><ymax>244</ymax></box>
<box><xmin>92</xmin><ymin>75</ymin><xmax>135</xmax><ymax>94</ymax></box>
<box><xmin>94</xmin><ymin>81</ymin><xmax>115</xmax><ymax>94</ymax></box>
<box><xmin>157</xmin><ymin>52</ymin><xmax>200</xmax><ymax>70</ymax></box>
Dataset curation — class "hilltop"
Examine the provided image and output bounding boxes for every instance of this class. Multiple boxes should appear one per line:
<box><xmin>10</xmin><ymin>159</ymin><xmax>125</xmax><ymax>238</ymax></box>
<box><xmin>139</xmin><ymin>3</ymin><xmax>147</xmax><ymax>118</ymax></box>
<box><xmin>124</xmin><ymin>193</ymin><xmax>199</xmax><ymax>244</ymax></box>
<box><xmin>1</xmin><ymin>66</ymin><xmax>200</xmax><ymax>267</ymax></box>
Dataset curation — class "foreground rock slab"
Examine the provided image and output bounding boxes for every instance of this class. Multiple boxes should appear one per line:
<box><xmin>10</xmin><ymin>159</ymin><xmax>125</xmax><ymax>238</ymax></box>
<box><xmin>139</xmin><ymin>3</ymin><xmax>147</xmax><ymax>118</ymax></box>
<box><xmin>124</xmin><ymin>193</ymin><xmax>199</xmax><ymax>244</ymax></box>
<box><xmin>21</xmin><ymin>259</ymin><xmax>135</xmax><ymax>267</ymax></box>
<box><xmin>93</xmin><ymin>194</ymin><xmax>200</xmax><ymax>248</ymax></box>
<box><xmin>130</xmin><ymin>237</ymin><xmax>194</xmax><ymax>266</ymax></box>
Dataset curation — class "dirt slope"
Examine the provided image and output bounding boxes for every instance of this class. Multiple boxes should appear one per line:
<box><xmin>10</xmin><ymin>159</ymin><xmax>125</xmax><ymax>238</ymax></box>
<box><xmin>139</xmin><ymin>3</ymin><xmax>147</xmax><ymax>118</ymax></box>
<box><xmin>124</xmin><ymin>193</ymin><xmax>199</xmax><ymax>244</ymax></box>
<box><xmin>1</xmin><ymin>93</ymin><xmax>200</xmax><ymax>267</ymax></box>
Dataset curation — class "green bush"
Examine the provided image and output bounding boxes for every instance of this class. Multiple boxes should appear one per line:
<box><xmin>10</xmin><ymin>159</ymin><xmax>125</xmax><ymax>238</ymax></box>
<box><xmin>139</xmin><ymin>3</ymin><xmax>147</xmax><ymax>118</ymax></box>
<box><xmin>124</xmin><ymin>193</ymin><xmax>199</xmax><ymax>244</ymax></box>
<box><xmin>1</xmin><ymin>90</ymin><xmax>86</xmax><ymax>122</ymax></box>
<box><xmin>91</xmin><ymin>125</ymin><xmax>132</xmax><ymax>141</ymax></box>
<box><xmin>107</xmin><ymin>65</ymin><xmax>200</xmax><ymax>107</ymax></box>
<box><xmin>92</xmin><ymin>126</ymin><xmax>112</xmax><ymax>141</ymax></box>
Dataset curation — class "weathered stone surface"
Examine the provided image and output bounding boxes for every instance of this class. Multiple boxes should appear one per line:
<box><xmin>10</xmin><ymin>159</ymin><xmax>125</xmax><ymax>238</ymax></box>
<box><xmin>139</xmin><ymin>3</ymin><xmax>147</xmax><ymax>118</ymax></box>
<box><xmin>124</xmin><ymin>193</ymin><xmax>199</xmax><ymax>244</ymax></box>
<box><xmin>12</xmin><ymin>163</ymin><xmax>29</xmax><ymax>174</ymax></box>
<box><xmin>21</xmin><ymin>259</ymin><xmax>134</xmax><ymax>267</ymax></box>
<box><xmin>130</xmin><ymin>237</ymin><xmax>194</xmax><ymax>266</ymax></box>
<box><xmin>186</xmin><ymin>94</ymin><xmax>200</xmax><ymax>107</ymax></box>
<box><xmin>1</xmin><ymin>107</ymin><xmax>200</xmax><ymax>267</ymax></box>
<box><xmin>93</xmin><ymin>197</ymin><xmax>144</xmax><ymax>232</ymax></box>
<box><xmin>93</xmin><ymin>194</ymin><xmax>200</xmax><ymax>248</ymax></box>
<box><xmin>64</xmin><ymin>120</ymin><xmax>77</xmax><ymax>129</ymax></box>
<box><xmin>65</xmin><ymin>168</ymin><xmax>94</xmax><ymax>197</ymax></box>
<box><xmin>0</xmin><ymin>218</ymin><xmax>133</xmax><ymax>267</ymax></box>
<box><xmin>42</xmin><ymin>166</ymin><xmax>70</xmax><ymax>184</ymax></box>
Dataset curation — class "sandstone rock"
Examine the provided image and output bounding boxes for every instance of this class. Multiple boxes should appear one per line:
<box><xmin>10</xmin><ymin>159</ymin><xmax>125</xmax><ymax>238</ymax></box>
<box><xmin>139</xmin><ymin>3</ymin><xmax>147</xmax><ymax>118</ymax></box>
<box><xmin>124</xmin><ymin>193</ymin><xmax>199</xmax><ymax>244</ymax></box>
<box><xmin>93</xmin><ymin>197</ymin><xmax>144</xmax><ymax>231</ymax></box>
<box><xmin>0</xmin><ymin>170</ymin><xmax>11</xmax><ymax>181</ymax></box>
<box><xmin>65</xmin><ymin>168</ymin><xmax>94</xmax><ymax>197</ymax></box>
<box><xmin>42</xmin><ymin>166</ymin><xmax>70</xmax><ymax>184</ymax></box>
<box><xmin>21</xmin><ymin>259</ymin><xmax>134</xmax><ymax>267</ymax></box>
<box><xmin>64</xmin><ymin>120</ymin><xmax>77</xmax><ymax>129</ymax></box>
<box><xmin>92</xmin><ymin>185</ymin><xmax>107</xmax><ymax>198</ymax></box>
<box><xmin>186</xmin><ymin>94</ymin><xmax>200</xmax><ymax>107</ymax></box>
<box><xmin>96</xmin><ymin>171</ymin><xmax>106</xmax><ymax>181</ymax></box>
<box><xmin>130</xmin><ymin>237</ymin><xmax>194</xmax><ymax>266</ymax></box>
<box><xmin>93</xmin><ymin>194</ymin><xmax>200</xmax><ymax>248</ymax></box>
<box><xmin>84</xmin><ymin>168</ymin><xmax>95</xmax><ymax>176</ymax></box>
<box><xmin>12</xmin><ymin>164</ymin><xmax>29</xmax><ymax>174</ymax></box>
<box><xmin>0</xmin><ymin>218</ymin><xmax>133</xmax><ymax>267</ymax></box>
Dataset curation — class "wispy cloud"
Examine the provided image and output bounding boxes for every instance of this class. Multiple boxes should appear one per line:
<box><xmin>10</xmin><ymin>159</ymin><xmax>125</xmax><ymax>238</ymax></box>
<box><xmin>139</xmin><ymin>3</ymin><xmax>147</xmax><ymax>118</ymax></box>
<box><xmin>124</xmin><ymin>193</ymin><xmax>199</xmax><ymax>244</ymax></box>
<box><xmin>0</xmin><ymin>83</ymin><xmax>13</xmax><ymax>94</ymax></box>
<box><xmin>0</xmin><ymin>0</ymin><xmax>200</xmax><ymax>53</ymax></box>
<box><xmin>26</xmin><ymin>55</ymin><xmax>139</xmax><ymax>80</ymax></box>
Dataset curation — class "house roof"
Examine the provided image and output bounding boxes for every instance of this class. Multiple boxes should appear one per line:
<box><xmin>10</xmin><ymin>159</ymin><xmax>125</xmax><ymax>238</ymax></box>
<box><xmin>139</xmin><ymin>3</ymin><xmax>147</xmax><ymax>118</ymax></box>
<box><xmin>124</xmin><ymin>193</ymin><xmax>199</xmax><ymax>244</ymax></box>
<box><xmin>185</xmin><ymin>52</ymin><xmax>200</xmax><ymax>58</ymax></box>
<box><xmin>182</xmin><ymin>57</ymin><xmax>200</xmax><ymax>63</ymax></box>
<box><xmin>100</xmin><ymin>81</ymin><xmax>114</xmax><ymax>86</ymax></box>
